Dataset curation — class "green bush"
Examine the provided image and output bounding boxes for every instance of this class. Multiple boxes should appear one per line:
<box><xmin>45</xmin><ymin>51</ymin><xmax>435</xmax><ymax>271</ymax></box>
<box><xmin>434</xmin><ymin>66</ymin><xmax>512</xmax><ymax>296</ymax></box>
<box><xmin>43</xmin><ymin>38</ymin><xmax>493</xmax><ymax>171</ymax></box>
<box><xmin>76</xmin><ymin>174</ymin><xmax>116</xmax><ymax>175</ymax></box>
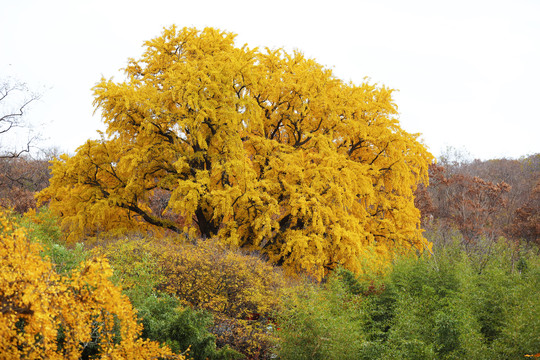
<box><xmin>95</xmin><ymin>236</ymin><xmax>163</xmax><ymax>307</ymax></box>
<box><xmin>459</xmin><ymin>241</ymin><xmax>540</xmax><ymax>358</ymax></box>
<box><xmin>42</xmin><ymin>242</ymin><xmax>89</xmax><ymax>274</ymax></box>
<box><xmin>276</xmin><ymin>239</ymin><xmax>540</xmax><ymax>360</ymax></box>
<box><xmin>18</xmin><ymin>207</ymin><xmax>90</xmax><ymax>273</ymax></box>
<box><xmin>21</xmin><ymin>206</ymin><xmax>62</xmax><ymax>245</ymax></box>
<box><xmin>383</xmin><ymin>250</ymin><xmax>486</xmax><ymax>359</ymax></box>
<box><xmin>363</xmin><ymin>239</ymin><xmax>539</xmax><ymax>359</ymax></box>
<box><xmin>137</xmin><ymin>294</ymin><xmax>242</xmax><ymax>360</ymax></box>
<box><xmin>275</xmin><ymin>277</ymin><xmax>368</xmax><ymax>360</ymax></box>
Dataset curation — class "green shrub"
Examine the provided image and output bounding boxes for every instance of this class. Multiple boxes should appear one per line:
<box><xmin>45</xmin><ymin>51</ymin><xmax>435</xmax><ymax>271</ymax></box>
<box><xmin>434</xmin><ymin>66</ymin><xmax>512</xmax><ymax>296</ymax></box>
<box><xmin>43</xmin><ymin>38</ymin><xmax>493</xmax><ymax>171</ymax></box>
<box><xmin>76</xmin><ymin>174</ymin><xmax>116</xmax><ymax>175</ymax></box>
<box><xmin>42</xmin><ymin>242</ymin><xmax>89</xmax><ymax>274</ymax></box>
<box><xmin>276</xmin><ymin>238</ymin><xmax>540</xmax><ymax>359</ymax></box>
<box><xmin>493</xmin><ymin>262</ymin><xmax>540</xmax><ymax>358</ymax></box>
<box><xmin>137</xmin><ymin>294</ymin><xmax>242</xmax><ymax>360</ymax></box>
<box><xmin>21</xmin><ymin>206</ymin><xmax>62</xmax><ymax>245</ymax></box>
<box><xmin>362</xmin><ymin>239</ymin><xmax>540</xmax><ymax>359</ymax></box>
<box><xmin>19</xmin><ymin>207</ymin><xmax>90</xmax><ymax>273</ymax></box>
<box><xmin>459</xmin><ymin>241</ymin><xmax>540</xmax><ymax>358</ymax></box>
<box><xmin>275</xmin><ymin>277</ymin><xmax>368</xmax><ymax>360</ymax></box>
<box><xmin>95</xmin><ymin>236</ymin><xmax>163</xmax><ymax>307</ymax></box>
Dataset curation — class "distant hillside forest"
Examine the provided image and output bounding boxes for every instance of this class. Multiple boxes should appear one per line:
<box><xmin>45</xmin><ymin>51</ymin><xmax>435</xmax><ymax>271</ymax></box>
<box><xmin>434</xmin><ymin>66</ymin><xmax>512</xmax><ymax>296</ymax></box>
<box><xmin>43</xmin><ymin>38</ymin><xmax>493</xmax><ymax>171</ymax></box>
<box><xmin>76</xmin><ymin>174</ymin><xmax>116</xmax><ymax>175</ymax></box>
<box><xmin>415</xmin><ymin>152</ymin><xmax>539</xmax><ymax>247</ymax></box>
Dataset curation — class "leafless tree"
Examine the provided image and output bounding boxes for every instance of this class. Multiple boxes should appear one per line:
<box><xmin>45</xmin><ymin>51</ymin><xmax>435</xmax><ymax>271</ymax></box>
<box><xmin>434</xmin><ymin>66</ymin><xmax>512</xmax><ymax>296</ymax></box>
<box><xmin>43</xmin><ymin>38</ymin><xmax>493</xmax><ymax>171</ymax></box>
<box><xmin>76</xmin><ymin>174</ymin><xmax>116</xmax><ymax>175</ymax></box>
<box><xmin>0</xmin><ymin>79</ymin><xmax>40</xmax><ymax>158</ymax></box>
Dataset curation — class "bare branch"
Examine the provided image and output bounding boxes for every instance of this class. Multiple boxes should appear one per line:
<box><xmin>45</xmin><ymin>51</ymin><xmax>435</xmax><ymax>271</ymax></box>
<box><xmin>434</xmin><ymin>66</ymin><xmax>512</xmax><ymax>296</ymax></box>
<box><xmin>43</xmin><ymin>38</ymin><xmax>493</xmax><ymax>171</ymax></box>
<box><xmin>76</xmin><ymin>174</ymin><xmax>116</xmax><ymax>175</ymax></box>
<box><xmin>0</xmin><ymin>80</ymin><xmax>41</xmax><ymax>158</ymax></box>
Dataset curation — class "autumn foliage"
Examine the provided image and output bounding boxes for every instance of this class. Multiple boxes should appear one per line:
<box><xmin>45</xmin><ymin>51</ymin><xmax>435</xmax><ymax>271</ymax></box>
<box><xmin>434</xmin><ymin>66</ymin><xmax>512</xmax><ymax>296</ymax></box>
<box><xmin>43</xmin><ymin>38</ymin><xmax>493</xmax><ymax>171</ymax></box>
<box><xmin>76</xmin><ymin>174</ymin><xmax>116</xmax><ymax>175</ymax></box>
<box><xmin>98</xmin><ymin>236</ymin><xmax>287</xmax><ymax>358</ymax></box>
<box><xmin>415</xmin><ymin>154</ymin><xmax>539</xmax><ymax>247</ymax></box>
<box><xmin>156</xmin><ymin>240</ymin><xmax>285</xmax><ymax>358</ymax></box>
<box><xmin>509</xmin><ymin>182</ymin><xmax>539</xmax><ymax>245</ymax></box>
<box><xmin>38</xmin><ymin>26</ymin><xmax>433</xmax><ymax>278</ymax></box>
<box><xmin>0</xmin><ymin>210</ymin><xmax>182</xmax><ymax>359</ymax></box>
<box><xmin>415</xmin><ymin>164</ymin><xmax>511</xmax><ymax>244</ymax></box>
<box><xmin>0</xmin><ymin>156</ymin><xmax>50</xmax><ymax>213</ymax></box>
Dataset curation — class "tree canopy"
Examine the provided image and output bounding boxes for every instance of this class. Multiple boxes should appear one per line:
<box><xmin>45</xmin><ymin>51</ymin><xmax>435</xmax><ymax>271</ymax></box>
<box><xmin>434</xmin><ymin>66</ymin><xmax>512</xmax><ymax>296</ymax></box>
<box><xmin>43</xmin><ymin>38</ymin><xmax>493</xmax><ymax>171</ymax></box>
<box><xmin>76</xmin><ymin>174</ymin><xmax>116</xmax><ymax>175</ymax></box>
<box><xmin>39</xmin><ymin>26</ymin><xmax>433</xmax><ymax>278</ymax></box>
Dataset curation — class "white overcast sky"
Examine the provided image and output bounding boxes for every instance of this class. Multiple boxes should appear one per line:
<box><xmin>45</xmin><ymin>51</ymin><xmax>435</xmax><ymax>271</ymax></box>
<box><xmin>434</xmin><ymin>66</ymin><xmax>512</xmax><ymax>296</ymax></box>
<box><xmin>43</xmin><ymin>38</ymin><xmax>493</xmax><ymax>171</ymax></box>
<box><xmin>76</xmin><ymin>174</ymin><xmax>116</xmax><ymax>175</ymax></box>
<box><xmin>1</xmin><ymin>0</ymin><xmax>539</xmax><ymax>160</ymax></box>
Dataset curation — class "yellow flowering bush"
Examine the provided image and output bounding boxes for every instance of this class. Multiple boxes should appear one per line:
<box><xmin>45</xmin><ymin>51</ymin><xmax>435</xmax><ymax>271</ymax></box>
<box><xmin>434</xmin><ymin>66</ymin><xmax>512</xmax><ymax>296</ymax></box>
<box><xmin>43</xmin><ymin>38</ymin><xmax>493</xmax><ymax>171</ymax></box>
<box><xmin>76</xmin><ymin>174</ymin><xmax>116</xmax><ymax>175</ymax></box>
<box><xmin>0</xmin><ymin>210</ymin><xmax>183</xmax><ymax>359</ymax></box>
<box><xmin>98</xmin><ymin>235</ymin><xmax>289</xmax><ymax>359</ymax></box>
<box><xmin>156</xmin><ymin>239</ymin><xmax>287</xmax><ymax>359</ymax></box>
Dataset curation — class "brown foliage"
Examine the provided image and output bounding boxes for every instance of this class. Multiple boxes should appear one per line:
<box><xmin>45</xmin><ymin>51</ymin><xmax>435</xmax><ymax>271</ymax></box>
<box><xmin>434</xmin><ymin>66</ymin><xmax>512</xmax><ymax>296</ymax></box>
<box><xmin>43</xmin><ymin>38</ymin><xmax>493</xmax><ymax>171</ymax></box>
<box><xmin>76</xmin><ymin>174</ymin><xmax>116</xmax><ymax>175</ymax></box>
<box><xmin>416</xmin><ymin>153</ymin><xmax>540</xmax><ymax>246</ymax></box>
<box><xmin>416</xmin><ymin>163</ymin><xmax>511</xmax><ymax>245</ymax></box>
<box><xmin>507</xmin><ymin>179</ymin><xmax>540</xmax><ymax>245</ymax></box>
<box><xmin>0</xmin><ymin>156</ymin><xmax>50</xmax><ymax>213</ymax></box>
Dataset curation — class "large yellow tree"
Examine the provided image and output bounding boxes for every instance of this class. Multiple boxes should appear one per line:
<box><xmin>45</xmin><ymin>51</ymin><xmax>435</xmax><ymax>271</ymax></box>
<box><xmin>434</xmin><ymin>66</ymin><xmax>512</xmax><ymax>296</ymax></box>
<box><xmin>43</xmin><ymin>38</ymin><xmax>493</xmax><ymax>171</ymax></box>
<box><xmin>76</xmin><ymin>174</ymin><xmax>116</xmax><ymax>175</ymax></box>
<box><xmin>39</xmin><ymin>26</ymin><xmax>433</xmax><ymax>278</ymax></box>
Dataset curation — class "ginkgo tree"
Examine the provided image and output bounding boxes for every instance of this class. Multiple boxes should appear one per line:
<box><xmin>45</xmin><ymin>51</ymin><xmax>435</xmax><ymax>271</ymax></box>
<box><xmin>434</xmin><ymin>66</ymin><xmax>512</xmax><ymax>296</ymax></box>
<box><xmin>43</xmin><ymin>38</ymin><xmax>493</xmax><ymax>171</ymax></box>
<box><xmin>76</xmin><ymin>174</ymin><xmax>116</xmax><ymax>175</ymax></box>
<box><xmin>39</xmin><ymin>26</ymin><xmax>433</xmax><ymax>278</ymax></box>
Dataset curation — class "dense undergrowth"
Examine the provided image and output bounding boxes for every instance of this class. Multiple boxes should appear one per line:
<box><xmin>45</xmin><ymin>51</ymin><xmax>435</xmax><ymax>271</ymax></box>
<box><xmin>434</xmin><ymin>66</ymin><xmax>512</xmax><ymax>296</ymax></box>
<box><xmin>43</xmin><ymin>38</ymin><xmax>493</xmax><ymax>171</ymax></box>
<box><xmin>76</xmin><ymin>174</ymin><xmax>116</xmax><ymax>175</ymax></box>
<box><xmin>277</xmin><ymin>241</ymin><xmax>540</xmax><ymax>359</ymax></box>
<box><xmin>2</xmin><ymin>207</ymin><xmax>539</xmax><ymax>359</ymax></box>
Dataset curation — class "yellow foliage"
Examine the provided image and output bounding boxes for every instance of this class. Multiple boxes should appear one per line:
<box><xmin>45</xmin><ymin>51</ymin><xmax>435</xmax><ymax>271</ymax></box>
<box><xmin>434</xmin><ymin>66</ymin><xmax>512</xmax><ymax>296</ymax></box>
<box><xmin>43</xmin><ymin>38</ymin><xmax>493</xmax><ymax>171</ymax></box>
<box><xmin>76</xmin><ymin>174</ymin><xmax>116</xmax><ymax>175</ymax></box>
<box><xmin>0</xmin><ymin>210</ymin><xmax>182</xmax><ymax>359</ymax></box>
<box><xmin>156</xmin><ymin>238</ymin><xmax>286</xmax><ymax>358</ymax></box>
<box><xmin>96</xmin><ymin>235</ymin><xmax>286</xmax><ymax>358</ymax></box>
<box><xmin>97</xmin><ymin>236</ymin><xmax>285</xmax><ymax>316</ymax></box>
<box><xmin>39</xmin><ymin>25</ymin><xmax>434</xmax><ymax>279</ymax></box>
<box><xmin>159</xmin><ymin>239</ymin><xmax>285</xmax><ymax>317</ymax></box>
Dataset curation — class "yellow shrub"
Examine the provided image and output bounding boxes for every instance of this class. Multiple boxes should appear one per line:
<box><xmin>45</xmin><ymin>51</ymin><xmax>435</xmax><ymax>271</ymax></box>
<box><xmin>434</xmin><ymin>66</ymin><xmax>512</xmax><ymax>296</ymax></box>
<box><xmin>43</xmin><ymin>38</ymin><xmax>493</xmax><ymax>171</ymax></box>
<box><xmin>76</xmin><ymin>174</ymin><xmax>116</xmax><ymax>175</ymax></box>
<box><xmin>0</xmin><ymin>210</ymin><xmax>183</xmax><ymax>359</ymax></box>
<box><xmin>98</xmin><ymin>236</ymin><xmax>288</xmax><ymax>359</ymax></box>
<box><xmin>95</xmin><ymin>236</ymin><xmax>164</xmax><ymax>300</ymax></box>
<box><xmin>157</xmin><ymin>240</ymin><xmax>283</xmax><ymax>316</ymax></box>
<box><xmin>157</xmin><ymin>239</ymin><xmax>287</xmax><ymax>358</ymax></box>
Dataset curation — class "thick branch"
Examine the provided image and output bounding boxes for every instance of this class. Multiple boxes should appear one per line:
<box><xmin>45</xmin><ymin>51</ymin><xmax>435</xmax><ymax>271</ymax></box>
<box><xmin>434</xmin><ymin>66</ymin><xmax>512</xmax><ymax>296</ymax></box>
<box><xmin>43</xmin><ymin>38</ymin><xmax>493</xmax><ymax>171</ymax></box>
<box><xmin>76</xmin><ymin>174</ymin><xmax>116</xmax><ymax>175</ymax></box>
<box><xmin>120</xmin><ymin>201</ymin><xmax>182</xmax><ymax>233</ymax></box>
